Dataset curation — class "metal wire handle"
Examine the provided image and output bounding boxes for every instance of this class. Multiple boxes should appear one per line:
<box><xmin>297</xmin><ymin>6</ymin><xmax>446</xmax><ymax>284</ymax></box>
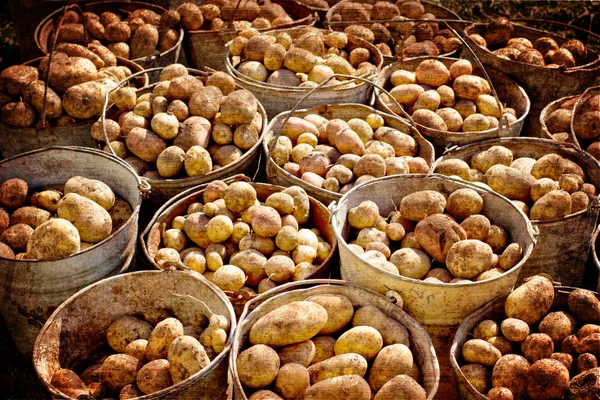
<box><xmin>569</xmin><ymin>85</ymin><xmax>599</xmax><ymax>143</ymax></box>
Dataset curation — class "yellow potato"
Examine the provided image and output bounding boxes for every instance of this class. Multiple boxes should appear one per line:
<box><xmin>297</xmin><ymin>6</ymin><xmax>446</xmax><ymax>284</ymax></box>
<box><xmin>462</xmin><ymin>339</ymin><xmax>502</xmax><ymax>366</ymax></box>
<box><xmin>107</xmin><ymin>316</ymin><xmax>153</xmax><ymax>353</ymax></box>
<box><xmin>237</xmin><ymin>344</ymin><xmax>280</xmax><ymax>389</ymax></box>
<box><xmin>26</xmin><ymin>218</ymin><xmax>80</xmax><ymax>260</ymax></box>
<box><xmin>306</xmin><ymin>294</ymin><xmax>354</xmax><ymax>335</ymax></box>
<box><xmin>334</xmin><ymin>326</ymin><xmax>383</xmax><ymax>360</ymax></box>
<box><xmin>275</xmin><ymin>363</ymin><xmax>310</xmax><ymax>400</ymax></box>
<box><xmin>57</xmin><ymin>193</ymin><xmax>112</xmax><ymax>243</ymax></box>
<box><xmin>307</xmin><ymin>353</ymin><xmax>368</xmax><ymax>384</ymax></box>
<box><xmin>368</xmin><ymin>344</ymin><xmax>415</xmax><ymax>391</ymax></box>
<box><xmin>277</xmin><ymin>340</ymin><xmax>315</xmax><ymax>367</ymax></box>
<box><xmin>146</xmin><ymin>318</ymin><xmax>184</xmax><ymax>361</ymax></box>
<box><xmin>304</xmin><ymin>375</ymin><xmax>370</xmax><ymax>400</ymax></box>
<box><xmin>167</xmin><ymin>335</ymin><xmax>210</xmax><ymax>384</ymax></box>
<box><xmin>63</xmin><ymin>176</ymin><xmax>115</xmax><ymax>210</ymax></box>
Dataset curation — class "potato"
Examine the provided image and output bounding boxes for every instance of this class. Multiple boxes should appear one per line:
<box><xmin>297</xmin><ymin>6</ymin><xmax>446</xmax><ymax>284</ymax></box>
<box><xmin>446</xmin><ymin>188</ymin><xmax>484</xmax><ymax>220</ymax></box>
<box><xmin>239</xmin><ymin>233</ymin><xmax>276</xmax><ymax>256</ymax></box>
<box><xmin>576</xmin><ymin>333</ymin><xmax>600</xmax><ymax>355</ymax></box>
<box><xmin>63</xmin><ymin>79</ymin><xmax>114</xmax><ymax>119</ymax></box>
<box><xmin>129</xmin><ymin>24</ymin><xmax>159</xmax><ymax>59</ymax></box>
<box><xmin>9</xmin><ymin>206</ymin><xmax>49</xmax><ymax>229</ymax></box>
<box><xmin>172</xmin><ymin>117</ymin><xmax>211</xmax><ymax>152</ymax></box>
<box><xmin>483</xmin><ymin>165</ymin><xmax>535</xmax><ymax>202</ymax></box>
<box><xmin>567</xmin><ymin>368</ymin><xmax>600</xmax><ymax>399</ymax></box>
<box><xmin>415</xmin><ymin>214</ymin><xmax>466</xmax><ymax>262</ymax></box>
<box><xmin>250</xmin><ymin>301</ymin><xmax>327</xmax><ymax>347</ymax></box>
<box><xmin>56</xmin><ymin>192</ymin><xmax>112</xmax><ymax>243</ymax></box>
<box><xmin>415</xmin><ymin>59</ymin><xmax>450</xmax><ymax>87</ymax></box>
<box><xmin>274</xmin><ymin>363</ymin><xmax>310</xmax><ymax>400</ymax></box>
<box><xmin>521</xmin><ymin>333</ymin><xmax>554</xmax><ymax>364</ymax></box>
<box><xmin>103</xmin><ymin>354</ymin><xmax>143</xmax><ymax>392</ymax></box>
<box><xmin>568</xmin><ymin>289</ymin><xmax>600</xmax><ymax>324</ymax></box>
<box><xmin>388</xmin><ymin>248</ymin><xmax>429</xmax><ymax>279</ymax></box>
<box><xmin>530</xmin><ymin>190</ymin><xmax>572</xmax><ymax>220</ymax></box>
<box><xmin>134</xmin><ymin>359</ymin><xmax>173</xmax><ymax>395</ymax></box>
<box><xmin>278</xmin><ymin>340</ymin><xmax>315</xmax><ymax>367</ymax></box>
<box><xmin>306</xmin><ymin>294</ymin><xmax>354</xmax><ymax>335</ymax></box>
<box><xmin>63</xmin><ymin>176</ymin><xmax>115</xmax><ymax>211</ymax></box>
<box><xmin>167</xmin><ymin>335</ymin><xmax>210</xmax><ymax>384</ymax></box>
<box><xmin>106</xmin><ymin>316</ymin><xmax>153</xmax><ymax>353</ymax></box>
<box><xmin>460</xmin><ymin>364</ymin><xmax>490</xmax><ymax>393</ymax></box>
<box><xmin>26</xmin><ymin>218</ymin><xmax>79</xmax><ymax>260</ymax></box>
<box><xmin>22</xmin><ymin>80</ymin><xmax>62</xmax><ymax>118</ymax></box>
<box><xmin>368</xmin><ymin>343</ymin><xmax>415</xmax><ymax>391</ymax></box>
<box><xmin>505</xmin><ymin>276</ymin><xmax>554</xmax><ymax>325</ymax></box>
<box><xmin>307</xmin><ymin>352</ymin><xmax>368</xmax><ymax>385</ymax></box>
<box><xmin>146</xmin><ymin>318</ymin><xmax>184</xmax><ymax>361</ymax></box>
<box><xmin>0</xmin><ymin>223</ymin><xmax>32</xmax><ymax>251</ymax></box>
<box><xmin>446</xmin><ymin>240</ymin><xmax>494</xmax><ymax>279</ymax></box>
<box><xmin>282</xmin><ymin>186</ymin><xmax>310</xmax><ymax>225</ymax></box>
<box><xmin>492</xmin><ymin>354</ymin><xmax>530</xmax><ymax>397</ymax></box>
<box><xmin>304</xmin><ymin>374</ymin><xmax>370</xmax><ymax>400</ymax></box>
<box><xmin>1</xmin><ymin>65</ymin><xmax>39</xmax><ymax>96</ymax></box>
<box><xmin>50</xmin><ymin>369</ymin><xmax>89</xmax><ymax>398</ymax></box>
<box><xmin>531</xmin><ymin>154</ymin><xmax>565</xmax><ymax>180</ymax></box>
<box><xmin>399</xmin><ymin>190</ymin><xmax>446</xmax><ymax>221</ymax></box>
<box><xmin>536</xmin><ymin>311</ymin><xmax>577</xmax><ymax>344</ymax></box>
<box><xmin>213</xmin><ymin>264</ymin><xmax>246</xmax><ymax>291</ymax></box>
<box><xmin>334</xmin><ymin>326</ymin><xmax>382</xmax><ymax>361</ymax></box>
<box><xmin>249</xmin><ymin>390</ymin><xmax>283</xmax><ymax>400</ymax></box>
<box><xmin>124</xmin><ymin>339</ymin><xmax>148</xmax><ymax>362</ymax></box>
<box><xmin>526</xmin><ymin>358</ymin><xmax>570</xmax><ymax>400</ymax></box>
<box><xmin>219</xmin><ymin>90</ymin><xmax>257</xmax><ymax>126</ymax></box>
<box><xmin>462</xmin><ymin>339</ymin><xmax>502</xmax><ymax>366</ymax></box>
<box><xmin>237</xmin><ymin>344</ymin><xmax>280</xmax><ymax>389</ymax></box>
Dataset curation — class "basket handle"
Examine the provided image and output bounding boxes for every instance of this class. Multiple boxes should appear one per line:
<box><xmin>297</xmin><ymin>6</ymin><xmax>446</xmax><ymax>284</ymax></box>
<box><xmin>39</xmin><ymin>4</ymin><xmax>89</xmax><ymax>129</ymax></box>
<box><xmin>265</xmin><ymin>73</ymin><xmax>419</xmax><ymax>178</ymax></box>
<box><xmin>569</xmin><ymin>85</ymin><xmax>599</xmax><ymax>142</ymax></box>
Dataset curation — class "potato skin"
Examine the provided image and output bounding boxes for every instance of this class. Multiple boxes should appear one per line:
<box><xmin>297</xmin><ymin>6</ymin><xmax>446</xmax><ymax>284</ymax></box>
<box><xmin>492</xmin><ymin>354</ymin><xmax>530</xmax><ymax>397</ymax></box>
<box><xmin>307</xmin><ymin>294</ymin><xmax>354</xmax><ymax>335</ymax></box>
<box><xmin>1</xmin><ymin>223</ymin><xmax>34</xmax><ymax>251</ymax></box>
<box><xmin>10</xmin><ymin>206</ymin><xmax>51</xmax><ymax>228</ymax></box>
<box><xmin>568</xmin><ymin>289</ymin><xmax>600</xmax><ymax>324</ymax></box>
<box><xmin>146</xmin><ymin>318</ymin><xmax>184</xmax><ymax>361</ymax></box>
<box><xmin>400</xmin><ymin>190</ymin><xmax>446</xmax><ymax>221</ymax></box>
<box><xmin>275</xmin><ymin>363</ymin><xmax>310</xmax><ymax>400</ymax></box>
<box><xmin>277</xmin><ymin>340</ymin><xmax>315</xmax><ymax>367</ymax></box>
<box><xmin>484</xmin><ymin>165</ymin><xmax>535</xmax><ymax>202</ymax></box>
<box><xmin>237</xmin><ymin>344</ymin><xmax>280</xmax><ymax>389</ymax></box>
<box><xmin>102</xmin><ymin>354</ymin><xmax>143</xmax><ymax>393</ymax></box>
<box><xmin>415</xmin><ymin>214</ymin><xmax>467</xmax><ymax>263</ymax></box>
<box><xmin>130</xmin><ymin>24</ymin><xmax>159</xmax><ymax>59</ymax></box>
<box><xmin>63</xmin><ymin>79</ymin><xmax>113</xmax><ymax>119</ymax></box>
<box><xmin>446</xmin><ymin>240</ymin><xmax>494</xmax><ymax>279</ymax></box>
<box><xmin>22</xmin><ymin>80</ymin><xmax>62</xmax><ymax>118</ymax></box>
<box><xmin>368</xmin><ymin>344</ymin><xmax>414</xmax><ymax>391</ymax></box>
<box><xmin>136</xmin><ymin>359</ymin><xmax>173</xmax><ymax>395</ymax></box>
<box><xmin>352</xmin><ymin>305</ymin><xmax>410</xmax><ymax>346</ymax></box>
<box><xmin>106</xmin><ymin>316</ymin><xmax>153</xmax><ymax>353</ymax></box>
<box><xmin>334</xmin><ymin>326</ymin><xmax>383</xmax><ymax>361</ymax></box>
<box><xmin>304</xmin><ymin>374</ymin><xmax>371</xmax><ymax>400</ymax></box>
<box><xmin>168</xmin><ymin>335</ymin><xmax>210</xmax><ymax>384</ymax></box>
<box><xmin>373</xmin><ymin>374</ymin><xmax>426</xmax><ymax>400</ymax></box>
<box><xmin>526</xmin><ymin>358</ymin><xmax>569</xmax><ymax>400</ymax></box>
<box><xmin>250</xmin><ymin>301</ymin><xmax>328</xmax><ymax>347</ymax></box>
<box><xmin>64</xmin><ymin>176</ymin><xmax>115</xmax><ymax>210</ymax></box>
<box><xmin>126</xmin><ymin>127</ymin><xmax>167</xmax><ymax>163</ymax></box>
<box><xmin>530</xmin><ymin>190</ymin><xmax>572</xmax><ymax>220</ymax></box>
<box><xmin>57</xmin><ymin>193</ymin><xmax>112</xmax><ymax>243</ymax></box>
<box><xmin>0</xmin><ymin>178</ymin><xmax>28</xmax><ymax>209</ymax></box>
<box><xmin>505</xmin><ymin>276</ymin><xmax>554</xmax><ymax>324</ymax></box>
<box><xmin>307</xmin><ymin>353</ymin><xmax>368</xmax><ymax>384</ymax></box>
<box><xmin>462</xmin><ymin>339</ymin><xmax>502</xmax><ymax>366</ymax></box>
<box><xmin>26</xmin><ymin>218</ymin><xmax>80</xmax><ymax>260</ymax></box>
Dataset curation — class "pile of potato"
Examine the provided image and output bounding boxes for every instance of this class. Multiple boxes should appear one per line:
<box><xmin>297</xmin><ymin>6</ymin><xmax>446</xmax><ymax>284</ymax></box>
<box><xmin>345</xmin><ymin>188</ymin><xmax>523</xmax><ymax>283</ymax></box>
<box><xmin>0</xmin><ymin>176</ymin><xmax>131</xmax><ymax>261</ymax></box>
<box><xmin>471</xmin><ymin>16</ymin><xmax>591</xmax><ymax>68</ymax></box>
<box><xmin>52</xmin><ymin>6</ymin><xmax>181</xmax><ymax>60</ymax></box>
<box><xmin>329</xmin><ymin>0</ymin><xmax>460</xmax><ymax>58</ymax></box>
<box><xmin>545</xmin><ymin>94</ymin><xmax>600</xmax><ymax>155</ymax></box>
<box><xmin>459</xmin><ymin>276</ymin><xmax>600</xmax><ymax>400</ymax></box>
<box><xmin>152</xmin><ymin>180</ymin><xmax>332</xmax><ymax>296</ymax></box>
<box><xmin>236</xmin><ymin>294</ymin><xmax>427</xmax><ymax>399</ymax></box>
<box><xmin>270</xmin><ymin>112</ymin><xmax>429</xmax><ymax>193</ymax></box>
<box><xmin>50</xmin><ymin>309</ymin><xmax>230</xmax><ymax>398</ymax></box>
<box><xmin>0</xmin><ymin>45</ymin><xmax>135</xmax><ymax>128</ymax></box>
<box><xmin>381</xmin><ymin>58</ymin><xmax>519</xmax><ymax>133</ymax></box>
<box><xmin>177</xmin><ymin>1</ymin><xmax>296</xmax><ymax>32</ymax></box>
<box><xmin>95</xmin><ymin>65</ymin><xmax>261</xmax><ymax>180</ymax></box>
<box><xmin>435</xmin><ymin>145</ymin><xmax>597</xmax><ymax>220</ymax></box>
<box><xmin>228</xmin><ymin>26</ymin><xmax>380</xmax><ymax>88</ymax></box>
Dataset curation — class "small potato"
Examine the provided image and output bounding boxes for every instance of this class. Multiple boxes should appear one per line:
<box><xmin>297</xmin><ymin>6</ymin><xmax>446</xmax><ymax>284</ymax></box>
<box><xmin>368</xmin><ymin>344</ymin><xmax>414</xmax><ymax>391</ymax></box>
<box><xmin>265</xmin><ymin>255</ymin><xmax>294</xmax><ymax>282</ymax></box>
<box><xmin>10</xmin><ymin>206</ymin><xmax>50</xmax><ymax>229</ymax></box>
<box><xmin>167</xmin><ymin>335</ymin><xmax>210</xmax><ymax>384</ymax></box>
<box><xmin>488</xmin><ymin>336</ymin><xmax>513</xmax><ymax>355</ymax></box>
<box><xmin>1</xmin><ymin>223</ymin><xmax>34</xmax><ymax>251</ymax></box>
<box><xmin>486</xmin><ymin>224</ymin><xmax>509</xmax><ymax>253</ymax></box>
<box><xmin>30</xmin><ymin>190</ymin><xmax>62</xmax><ymax>213</ymax></box>
<box><xmin>213</xmin><ymin>264</ymin><xmax>246</xmax><ymax>291</ymax></box>
<box><xmin>460</xmin><ymin>214</ymin><xmax>491</xmax><ymax>241</ymax></box>
<box><xmin>568</xmin><ymin>289</ymin><xmax>600</xmax><ymax>324</ymax></box>
<box><xmin>462</xmin><ymin>339</ymin><xmax>502</xmax><ymax>366</ymax></box>
<box><xmin>237</xmin><ymin>344</ymin><xmax>280</xmax><ymax>389</ymax></box>
<box><xmin>0</xmin><ymin>178</ymin><xmax>28</xmax><ymax>209</ymax></box>
<box><xmin>136</xmin><ymin>359</ymin><xmax>173</xmax><ymax>395</ymax></box>
<box><xmin>390</xmin><ymin>248</ymin><xmax>430</xmax><ymax>279</ymax></box>
<box><xmin>275</xmin><ymin>363</ymin><xmax>310</xmax><ymax>400</ymax></box>
<box><xmin>334</xmin><ymin>326</ymin><xmax>383</xmax><ymax>361</ymax></box>
<box><xmin>499</xmin><ymin>243</ymin><xmax>523</xmax><ymax>270</ymax></box>
<box><xmin>521</xmin><ymin>333</ymin><xmax>554</xmax><ymax>363</ymax></box>
<box><xmin>125</xmin><ymin>339</ymin><xmax>148</xmax><ymax>362</ymax></box>
<box><xmin>146</xmin><ymin>318</ymin><xmax>184</xmax><ymax>361</ymax></box>
<box><xmin>460</xmin><ymin>364</ymin><xmax>490</xmax><ymax>393</ymax></box>
<box><xmin>103</xmin><ymin>354</ymin><xmax>143</xmax><ymax>392</ymax></box>
<box><xmin>278</xmin><ymin>340</ymin><xmax>316</xmax><ymax>367</ymax></box>
<box><xmin>307</xmin><ymin>294</ymin><xmax>354</xmax><ymax>335</ymax></box>
<box><xmin>473</xmin><ymin>320</ymin><xmax>500</xmax><ymax>340</ymax></box>
<box><xmin>64</xmin><ymin>176</ymin><xmax>115</xmax><ymax>210</ymax></box>
<box><xmin>348</xmin><ymin>201</ymin><xmax>379</xmax><ymax>229</ymax></box>
<box><xmin>373</xmin><ymin>374</ymin><xmax>426</xmax><ymax>400</ymax></box>
<box><xmin>107</xmin><ymin>316</ymin><xmax>153</xmax><ymax>353</ymax></box>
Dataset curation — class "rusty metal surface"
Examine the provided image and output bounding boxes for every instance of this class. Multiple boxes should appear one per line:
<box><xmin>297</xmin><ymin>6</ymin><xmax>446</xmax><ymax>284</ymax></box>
<box><xmin>226</xmin><ymin>27</ymin><xmax>383</xmax><ymax>119</ymax></box>
<box><xmin>34</xmin><ymin>1</ymin><xmax>183</xmax><ymax>83</ymax></box>
<box><xmin>185</xmin><ymin>0</ymin><xmax>317</xmax><ymax>72</ymax></box>
<box><xmin>263</xmin><ymin>103</ymin><xmax>435</xmax><ymax>206</ymax></box>
<box><xmin>33</xmin><ymin>270</ymin><xmax>236</xmax><ymax>400</ymax></box>
<box><xmin>463</xmin><ymin>23</ymin><xmax>600</xmax><ymax>137</ymax></box>
<box><xmin>139</xmin><ymin>178</ymin><xmax>339</xmax><ymax>317</ymax></box>
<box><xmin>449</xmin><ymin>286</ymin><xmax>598</xmax><ymax>400</ymax></box>
<box><xmin>231</xmin><ymin>279</ymin><xmax>440</xmax><ymax>400</ymax></box>
<box><xmin>373</xmin><ymin>57</ymin><xmax>530</xmax><ymax>153</ymax></box>
<box><xmin>435</xmin><ymin>138</ymin><xmax>600</xmax><ymax>287</ymax></box>
<box><xmin>0</xmin><ymin>147</ymin><xmax>142</xmax><ymax>358</ymax></box>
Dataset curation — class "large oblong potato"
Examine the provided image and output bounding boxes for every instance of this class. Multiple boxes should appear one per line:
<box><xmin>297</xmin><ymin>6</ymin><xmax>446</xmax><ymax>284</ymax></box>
<box><xmin>334</xmin><ymin>326</ymin><xmax>383</xmax><ymax>361</ymax></box>
<box><xmin>26</xmin><ymin>218</ymin><xmax>80</xmax><ymax>260</ymax></box>
<box><xmin>306</xmin><ymin>294</ymin><xmax>354</xmax><ymax>335</ymax></box>
<box><xmin>505</xmin><ymin>275</ymin><xmax>554</xmax><ymax>324</ymax></box>
<box><xmin>304</xmin><ymin>374</ymin><xmax>371</xmax><ymax>400</ymax></box>
<box><xmin>462</xmin><ymin>339</ymin><xmax>502</xmax><ymax>366</ymax></box>
<box><xmin>368</xmin><ymin>344</ymin><xmax>414</xmax><ymax>391</ymax></box>
<box><xmin>168</xmin><ymin>335</ymin><xmax>210</xmax><ymax>384</ymax></box>
<box><xmin>307</xmin><ymin>353</ymin><xmax>368</xmax><ymax>384</ymax></box>
<box><xmin>529</xmin><ymin>190</ymin><xmax>572</xmax><ymax>220</ymax></box>
<box><xmin>352</xmin><ymin>305</ymin><xmax>410</xmax><ymax>346</ymax></box>
<box><xmin>57</xmin><ymin>193</ymin><xmax>112</xmax><ymax>243</ymax></box>
<box><xmin>249</xmin><ymin>301</ymin><xmax>328</xmax><ymax>347</ymax></box>
<box><xmin>399</xmin><ymin>190</ymin><xmax>446</xmax><ymax>221</ymax></box>
<box><xmin>62</xmin><ymin>79</ymin><xmax>113</xmax><ymax>119</ymax></box>
<box><xmin>483</xmin><ymin>164</ymin><xmax>536</xmax><ymax>202</ymax></box>
<box><xmin>126</xmin><ymin>127</ymin><xmax>167</xmax><ymax>163</ymax></box>
<box><xmin>64</xmin><ymin>176</ymin><xmax>115</xmax><ymax>210</ymax></box>
<box><xmin>146</xmin><ymin>318</ymin><xmax>184</xmax><ymax>361</ymax></box>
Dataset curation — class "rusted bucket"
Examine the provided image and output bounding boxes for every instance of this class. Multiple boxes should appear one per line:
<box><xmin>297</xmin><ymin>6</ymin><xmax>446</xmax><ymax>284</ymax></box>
<box><xmin>226</xmin><ymin>26</ymin><xmax>383</xmax><ymax>118</ymax></box>
<box><xmin>539</xmin><ymin>94</ymin><xmax>579</xmax><ymax>143</ymax></box>
<box><xmin>591</xmin><ymin>226</ymin><xmax>600</xmax><ymax>293</ymax></box>
<box><xmin>0</xmin><ymin>57</ymin><xmax>147</xmax><ymax>160</ymax></box>
<box><xmin>373</xmin><ymin>56</ymin><xmax>530</xmax><ymax>153</ymax></box>
<box><xmin>185</xmin><ymin>0</ymin><xmax>317</xmax><ymax>72</ymax></box>
<box><xmin>325</xmin><ymin>0</ymin><xmax>464</xmax><ymax>65</ymax></box>
<box><xmin>434</xmin><ymin>138</ymin><xmax>600</xmax><ymax>287</ymax></box>
<box><xmin>331</xmin><ymin>174</ymin><xmax>536</xmax><ymax>398</ymax></box>
<box><xmin>264</xmin><ymin>102</ymin><xmax>435</xmax><ymax>206</ymax></box>
<box><xmin>35</xmin><ymin>1</ymin><xmax>184</xmax><ymax>82</ymax></box>
<box><xmin>230</xmin><ymin>279</ymin><xmax>440</xmax><ymax>400</ymax></box>
<box><xmin>33</xmin><ymin>269</ymin><xmax>236</xmax><ymax>400</ymax></box>
<box><xmin>463</xmin><ymin>22</ymin><xmax>600</xmax><ymax>136</ymax></box>
<box><xmin>140</xmin><ymin>176</ymin><xmax>338</xmax><ymax>316</ymax></box>
<box><xmin>0</xmin><ymin>146</ymin><xmax>144</xmax><ymax>357</ymax></box>
<box><xmin>100</xmin><ymin>68</ymin><xmax>267</xmax><ymax>204</ymax></box>
<box><xmin>450</xmin><ymin>285</ymin><xmax>598</xmax><ymax>400</ymax></box>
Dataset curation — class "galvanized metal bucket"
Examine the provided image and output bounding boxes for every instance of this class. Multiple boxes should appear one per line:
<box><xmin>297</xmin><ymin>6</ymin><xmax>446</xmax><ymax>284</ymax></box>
<box><xmin>434</xmin><ymin>137</ymin><xmax>600</xmax><ymax>287</ymax></box>
<box><xmin>35</xmin><ymin>1</ymin><xmax>184</xmax><ymax>82</ymax></box>
<box><xmin>325</xmin><ymin>0</ymin><xmax>464</xmax><ymax>66</ymax></box>
<box><xmin>463</xmin><ymin>21</ymin><xmax>600</xmax><ymax>136</ymax></box>
<box><xmin>140</xmin><ymin>176</ymin><xmax>338</xmax><ymax>316</ymax></box>
<box><xmin>264</xmin><ymin>102</ymin><xmax>435</xmax><ymax>206</ymax></box>
<box><xmin>373</xmin><ymin>56</ymin><xmax>530</xmax><ymax>153</ymax></box>
<box><xmin>0</xmin><ymin>146</ymin><xmax>144</xmax><ymax>357</ymax></box>
<box><xmin>226</xmin><ymin>26</ymin><xmax>383</xmax><ymax>119</ymax></box>
<box><xmin>450</xmin><ymin>285</ymin><xmax>598</xmax><ymax>400</ymax></box>
<box><xmin>0</xmin><ymin>57</ymin><xmax>148</xmax><ymax>160</ymax></box>
<box><xmin>33</xmin><ymin>269</ymin><xmax>236</xmax><ymax>400</ymax></box>
<box><xmin>330</xmin><ymin>174</ymin><xmax>536</xmax><ymax>398</ymax></box>
<box><xmin>230</xmin><ymin>279</ymin><xmax>440</xmax><ymax>400</ymax></box>
<box><xmin>100</xmin><ymin>68</ymin><xmax>267</xmax><ymax>204</ymax></box>
<box><xmin>185</xmin><ymin>0</ymin><xmax>317</xmax><ymax>72</ymax></box>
